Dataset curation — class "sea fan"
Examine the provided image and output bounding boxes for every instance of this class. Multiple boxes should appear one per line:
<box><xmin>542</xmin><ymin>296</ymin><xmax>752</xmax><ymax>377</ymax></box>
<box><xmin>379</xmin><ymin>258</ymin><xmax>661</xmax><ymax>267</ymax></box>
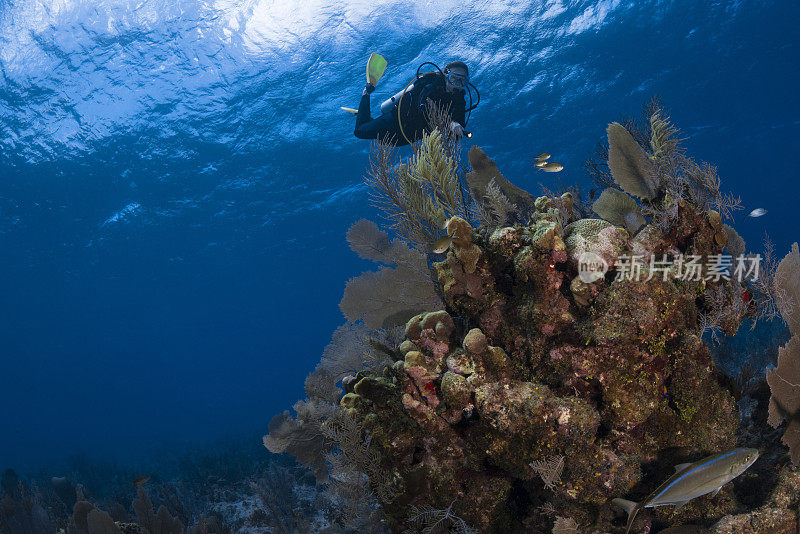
<box><xmin>775</xmin><ymin>242</ymin><xmax>800</xmax><ymax>336</ymax></box>
<box><xmin>263</xmin><ymin>399</ymin><xmax>339</xmax><ymax>481</ymax></box>
<box><xmin>766</xmin><ymin>242</ymin><xmax>800</xmax><ymax>466</ymax></box>
<box><xmin>766</xmin><ymin>336</ymin><xmax>800</xmax><ymax>466</ymax></box>
<box><xmin>340</xmin><ymin>219</ymin><xmax>442</xmax><ymax>329</ymax></box>
<box><xmin>591</xmin><ymin>188</ymin><xmax>645</xmax><ymax>234</ymax></box>
<box><xmin>723</xmin><ymin>224</ymin><xmax>746</xmax><ymax>259</ymax></box>
<box><xmin>606</xmin><ymin>122</ymin><xmax>660</xmax><ymax>200</ymax></box>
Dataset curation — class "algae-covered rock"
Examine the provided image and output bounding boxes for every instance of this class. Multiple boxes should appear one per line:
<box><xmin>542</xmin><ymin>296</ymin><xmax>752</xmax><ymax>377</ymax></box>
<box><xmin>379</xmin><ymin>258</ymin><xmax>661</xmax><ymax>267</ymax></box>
<box><xmin>570</xmin><ymin>275</ymin><xmax>600</xmax><ymax>307</ymax></box>
<box><xmin>324</xmin><ymin>203</ymin><xmax>758</xmax><ymax>532</ymax></box>
<box><xmin>710</xmin><ymin>509</ymin><xmax>796</xmax><ymax>534</ymax></box>
<box><xmin>630</xmin><ymin>224</ymin><xmax>673</xmax><ymax>258</ymax></box>
<box><xmin>440</xmin><ymin>371</ymin><xmax>473</xmax><ymax>411</ymax></box>
<box><xmin>463</xmin><ymin>328</ymin><xmax>488</xmax><ymax>355</ymax></box>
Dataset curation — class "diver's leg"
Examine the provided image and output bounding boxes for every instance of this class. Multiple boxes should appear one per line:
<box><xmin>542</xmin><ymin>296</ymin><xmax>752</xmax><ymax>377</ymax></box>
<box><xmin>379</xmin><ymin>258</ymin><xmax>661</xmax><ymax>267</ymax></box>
<box><xmin>353</xmin><ymin>84</ymin><xmax>402</xmax><ymax>142</ymax></box>
<box><xmin>354</xmin><ymin>85</ymin><xmax>377</xmax><ymax>139</ymax></box>
<box><xmin>355</xmin><ymin>114</ymin><xmax>398</xmax><ymax>141</ymax></box>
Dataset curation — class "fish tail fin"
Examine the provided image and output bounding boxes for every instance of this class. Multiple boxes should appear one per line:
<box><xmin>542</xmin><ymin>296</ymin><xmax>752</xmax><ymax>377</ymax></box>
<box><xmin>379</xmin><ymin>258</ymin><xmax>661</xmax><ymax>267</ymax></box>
<box><xmin>612</xmin><ymin>498</ymin><xmax>640</xmax><ymax>534</ymax></box>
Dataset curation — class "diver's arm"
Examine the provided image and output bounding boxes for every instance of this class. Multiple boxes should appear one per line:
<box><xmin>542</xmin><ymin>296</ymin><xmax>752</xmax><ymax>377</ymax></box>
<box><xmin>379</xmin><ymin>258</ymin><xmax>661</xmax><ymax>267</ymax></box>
<box><xmin>445</xmin><ymin>94</ymin><xmax>467</xmax><ymax>137</ymax></box>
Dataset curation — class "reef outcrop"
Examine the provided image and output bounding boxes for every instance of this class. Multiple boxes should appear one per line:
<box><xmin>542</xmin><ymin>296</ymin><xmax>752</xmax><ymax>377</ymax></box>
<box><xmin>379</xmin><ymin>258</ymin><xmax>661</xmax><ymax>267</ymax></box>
<box><xmin>339</xmin><ymin>199</ymin><xmax>756</xmax><ymax>532</ymax></box>
<box><xmin>266</xmin><ymin>110</ymin><xmax>799</xmax><ymax>533</ymax></box>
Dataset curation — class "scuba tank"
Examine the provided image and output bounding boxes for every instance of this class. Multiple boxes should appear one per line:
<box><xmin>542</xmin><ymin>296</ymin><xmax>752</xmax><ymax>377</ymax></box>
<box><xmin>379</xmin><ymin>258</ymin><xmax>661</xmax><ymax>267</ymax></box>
<box><xmin>380</xmin><ymin>83</ymin><xmax>414</xmax><ymax>115</ymax></box>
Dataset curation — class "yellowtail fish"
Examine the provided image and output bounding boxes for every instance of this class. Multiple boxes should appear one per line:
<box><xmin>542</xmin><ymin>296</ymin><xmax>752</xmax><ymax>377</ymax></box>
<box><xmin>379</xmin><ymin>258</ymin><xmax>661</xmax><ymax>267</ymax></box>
<box><xmin>131</xmin><ymin>475</ymin><xmax>150</xmax><ymax>487</ymax></box>
<box><xmin>340</xmin><ymin>106</ymin><xmax>359</xmax><ymax>115</ymax></box>
<box><xmin>613</xmin><ymin>448</ymin><xmax>758</xmax><ymax>534</ymax></box>
<box><xmin>432</xmin><ymin>235</ymin><xmax>452</xmax><ymax>254</ymax></box>
<box><xmin>540</xmin><ymin>162</ymin><xmax>564</xmax><ymax>172</ymax></box>
<box><xmin>534</xmin><ymin>161</ymin><xmax>548</xmax><ymax>168</ymax></box>
<box><xmin>747</xmin><ymin>208</ymin><xmax>767</xmax><ymax>218</ymax></box>
<box><xmin>535</xmin><ymin>152</ymin><xmax>551</xmax><ymax>161</ymax></box>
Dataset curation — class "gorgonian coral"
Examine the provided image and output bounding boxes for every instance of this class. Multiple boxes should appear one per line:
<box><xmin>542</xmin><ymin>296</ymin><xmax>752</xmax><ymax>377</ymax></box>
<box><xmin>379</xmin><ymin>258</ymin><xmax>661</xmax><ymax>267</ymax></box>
<box><xmin>766</xmin><ymin>242</ymin><xmax>800</xmax><ymax>466</ymax></box>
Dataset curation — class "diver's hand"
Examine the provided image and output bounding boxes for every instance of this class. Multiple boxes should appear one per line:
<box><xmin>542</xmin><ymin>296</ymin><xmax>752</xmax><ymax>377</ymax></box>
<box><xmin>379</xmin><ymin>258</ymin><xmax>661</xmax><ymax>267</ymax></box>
<box><xmin>449</xmin><ymin>121</ymin><xmax>464</xmax><ymax>137</ymax></box>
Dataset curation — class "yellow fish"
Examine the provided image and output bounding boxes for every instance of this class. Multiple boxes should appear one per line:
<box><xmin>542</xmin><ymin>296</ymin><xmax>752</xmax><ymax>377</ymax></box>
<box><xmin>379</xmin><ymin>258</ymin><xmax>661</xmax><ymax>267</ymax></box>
<box><xmin>535</xmin><ymin>152</ymin><xmax>551</xmax><ymax>161</ymax></box>
<box><xmin>432</xmin><ymin>235</ymin><xmax>453</xmax><ymax>254</ymax></box>
<box><xmin>540</xmin><ymin>162</ymin><xmax>564</xmax><ymax>172</ymax></box>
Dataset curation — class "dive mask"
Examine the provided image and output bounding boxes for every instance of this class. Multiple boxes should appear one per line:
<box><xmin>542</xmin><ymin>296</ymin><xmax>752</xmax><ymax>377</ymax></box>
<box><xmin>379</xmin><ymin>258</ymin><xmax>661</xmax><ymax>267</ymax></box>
<box><xmin>446</xmin><ymin>71</ymin><xmax>468</xmax><ymax>89</ymax></box>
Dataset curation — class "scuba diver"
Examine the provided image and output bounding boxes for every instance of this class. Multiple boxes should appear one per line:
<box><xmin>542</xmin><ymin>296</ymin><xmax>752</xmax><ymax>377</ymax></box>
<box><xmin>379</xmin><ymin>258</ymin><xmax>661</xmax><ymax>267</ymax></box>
<box><xmin>349</xmin><ymin>53</ymin><xmax>479</xmax><ymax>146</ymax></box>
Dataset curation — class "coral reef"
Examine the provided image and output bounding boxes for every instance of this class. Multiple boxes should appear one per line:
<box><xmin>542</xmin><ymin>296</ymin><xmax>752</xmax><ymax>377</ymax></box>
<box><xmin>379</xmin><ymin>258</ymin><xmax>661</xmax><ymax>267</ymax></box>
<box><xmin>334</xmin><ymin>202</ymin><xmax>743</xmax><ymax>531</ymax></box>
<box><xmin>266</xmin><ymin>108</ymin><xmax>799</xmax><ymax>533</ymax></box>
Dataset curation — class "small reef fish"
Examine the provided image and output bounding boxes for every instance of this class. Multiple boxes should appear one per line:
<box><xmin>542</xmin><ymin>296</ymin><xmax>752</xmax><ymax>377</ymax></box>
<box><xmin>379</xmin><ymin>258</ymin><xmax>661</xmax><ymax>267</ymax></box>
<box><xmin>613</xmin><ymin>448</ymin><xmax>759</xmax><ymax>534</ymax></box>
<box><xmin>131</xmin><ymin>475</ymin><xmax>150</xmax><ymax>487</ymax></box>
<box><xmin>747</xmin><ymin>208</ymin><xmax>767</xmax><ymax>218</ymax></box>
<box><xmin>534</xmin><ymin>160</ymin><xmax>548</xmax><ymax>168</ymax></box>
<box><xmin>432</xmin><ymin>235</ymin><xmax>453</xmax><ymax>254</ymax></box>
<box><xmin>535</xmin><ymin>152</ymin><xmax>551</xmax><ymax>161</ymax></box>
<box><xmin>539</xmin><ymin>162</ymin><xmax>564</xmax><ymax>172</ymax></box>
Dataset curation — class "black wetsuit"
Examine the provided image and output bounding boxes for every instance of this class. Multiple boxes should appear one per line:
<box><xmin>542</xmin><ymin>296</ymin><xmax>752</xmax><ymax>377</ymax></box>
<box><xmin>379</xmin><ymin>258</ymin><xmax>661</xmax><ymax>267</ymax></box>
<box><xmin>354</xmin><ymin>72</ymin><xmax>467</xmax><ymax>146</ymax></box>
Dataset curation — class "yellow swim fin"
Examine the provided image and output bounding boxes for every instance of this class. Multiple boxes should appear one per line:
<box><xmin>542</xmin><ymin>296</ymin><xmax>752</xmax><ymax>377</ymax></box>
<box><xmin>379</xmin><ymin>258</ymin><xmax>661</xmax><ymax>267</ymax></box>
<box><xmin>340</xmin><ymin>106</ymin><xmax>358</xmax><ymax>114</ymax></box>
<box><xmin>366</xmin><ymin>53</ymin><xmax>388</xmax><ymax>86</ymax></box>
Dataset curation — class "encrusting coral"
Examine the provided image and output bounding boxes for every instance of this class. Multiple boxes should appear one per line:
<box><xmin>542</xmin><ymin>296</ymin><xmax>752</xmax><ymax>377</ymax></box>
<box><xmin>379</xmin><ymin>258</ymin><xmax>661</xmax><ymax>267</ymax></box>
<box><xmin>265</xmin><ymin>112</ymin><xmax>800</xmax><ymax>533</ymax></box>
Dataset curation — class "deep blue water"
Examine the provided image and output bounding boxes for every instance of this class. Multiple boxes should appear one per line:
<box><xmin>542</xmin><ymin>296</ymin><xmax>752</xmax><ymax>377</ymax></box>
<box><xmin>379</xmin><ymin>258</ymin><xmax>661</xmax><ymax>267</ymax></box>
<box><xmin>0</xmin><ymin>0</ymin><xmax>798</xmax><ymax>469</ymax></box>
